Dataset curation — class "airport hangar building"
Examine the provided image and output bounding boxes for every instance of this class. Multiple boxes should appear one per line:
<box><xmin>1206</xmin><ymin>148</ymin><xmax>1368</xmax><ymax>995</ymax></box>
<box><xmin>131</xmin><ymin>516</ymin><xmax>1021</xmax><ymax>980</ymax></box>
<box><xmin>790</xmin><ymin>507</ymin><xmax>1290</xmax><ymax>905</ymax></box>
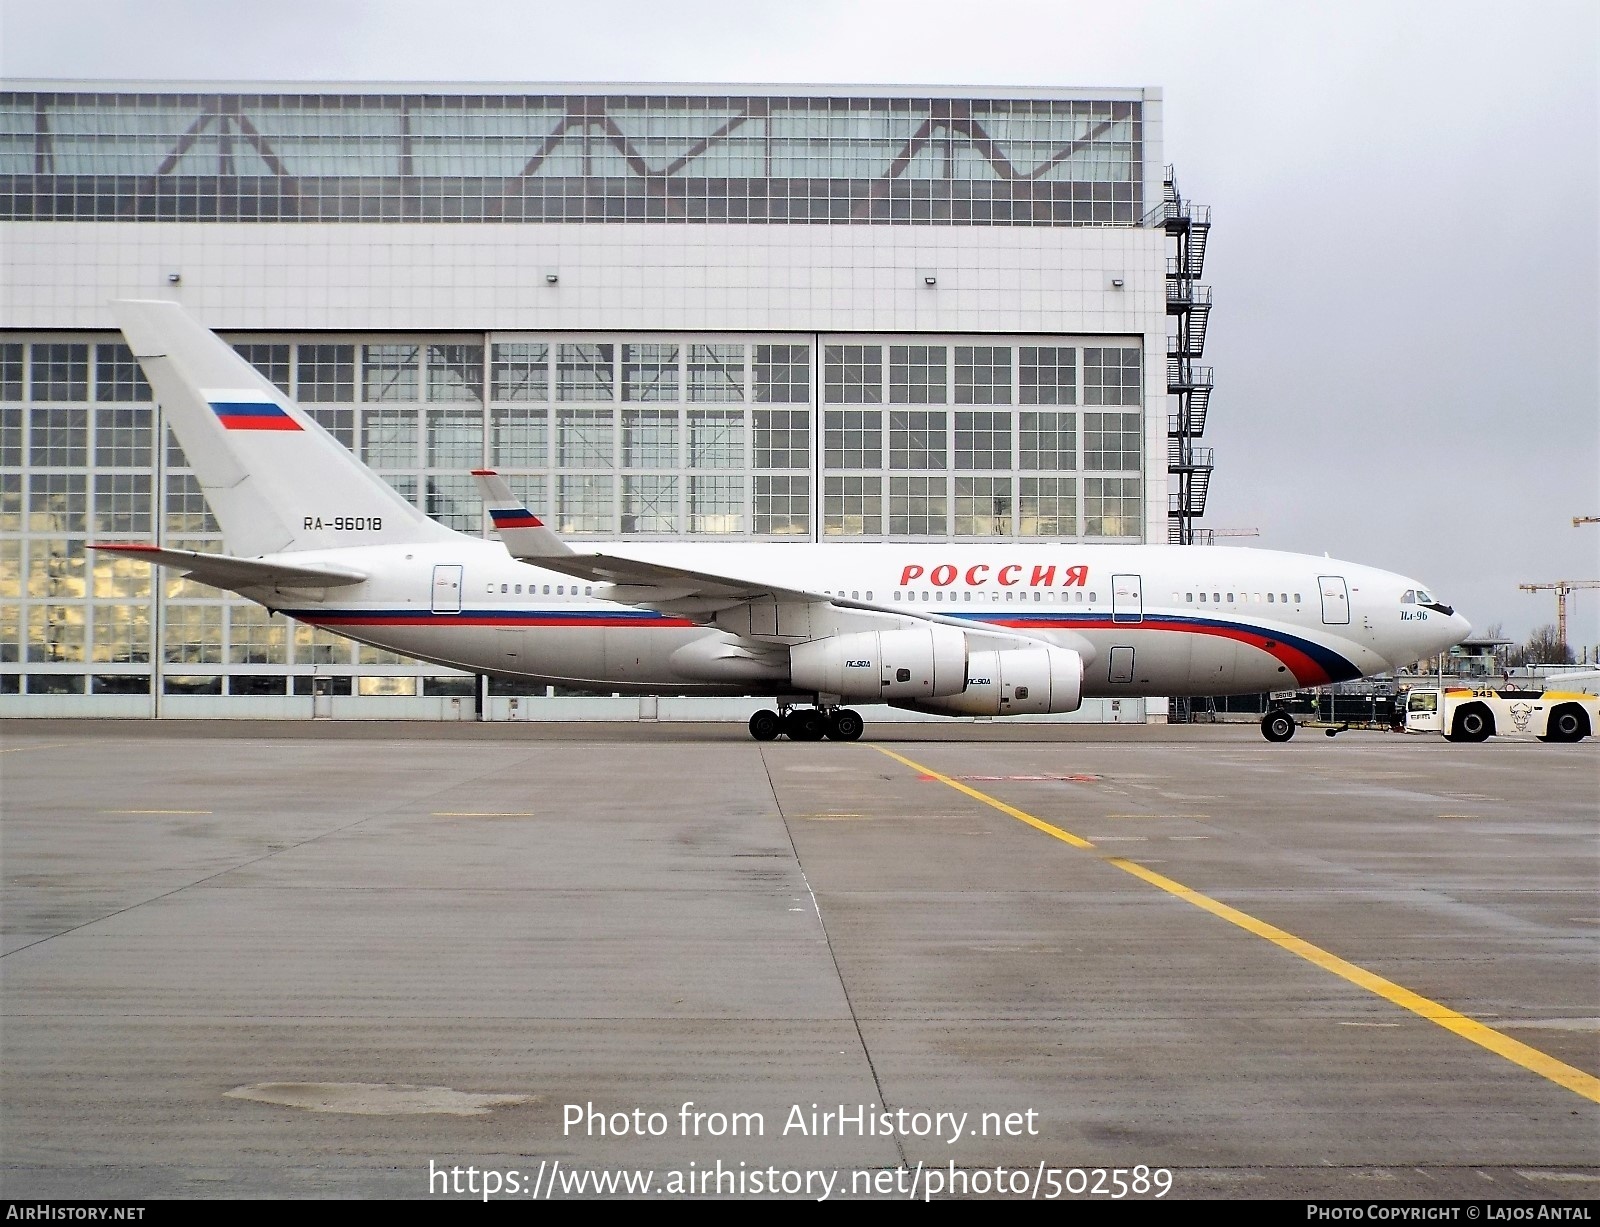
<box><xmin>0</xmin><ymin>82</ymin><xmax>1214</xmax><ymax>721</ymax></box>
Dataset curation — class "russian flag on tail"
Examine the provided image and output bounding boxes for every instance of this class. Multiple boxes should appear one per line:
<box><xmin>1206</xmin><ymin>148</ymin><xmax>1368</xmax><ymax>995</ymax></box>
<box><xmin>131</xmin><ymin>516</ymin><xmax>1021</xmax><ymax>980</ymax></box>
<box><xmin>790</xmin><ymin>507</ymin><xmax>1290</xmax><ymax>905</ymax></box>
<box><xmin>210</xmin><ymin>399</ymin><xmax>302</xmax><ymax>431</ymax></box>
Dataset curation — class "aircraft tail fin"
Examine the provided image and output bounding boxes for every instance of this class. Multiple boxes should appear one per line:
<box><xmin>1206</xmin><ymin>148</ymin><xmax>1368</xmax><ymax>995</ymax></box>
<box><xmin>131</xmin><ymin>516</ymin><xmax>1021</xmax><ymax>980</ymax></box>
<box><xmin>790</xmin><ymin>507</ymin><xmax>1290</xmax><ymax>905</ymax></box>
<box><xmin>471</xmin><ymin>469</ymin><xmax>574</xmax><ymax>560</ymax></box>
<box><xmin>112</xmin><ymin>299</ymin><xmax>455</xmax><ymax>556</ymax></box>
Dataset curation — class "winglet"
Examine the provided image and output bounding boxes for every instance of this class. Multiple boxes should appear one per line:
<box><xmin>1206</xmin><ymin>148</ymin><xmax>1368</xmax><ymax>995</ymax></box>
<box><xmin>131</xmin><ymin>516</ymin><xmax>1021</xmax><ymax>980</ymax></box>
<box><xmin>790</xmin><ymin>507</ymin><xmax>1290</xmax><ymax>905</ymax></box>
<box><xmin>471</xmin><ymin>469</ymin><xmax>574</xmax><ymax>559</ymax></box>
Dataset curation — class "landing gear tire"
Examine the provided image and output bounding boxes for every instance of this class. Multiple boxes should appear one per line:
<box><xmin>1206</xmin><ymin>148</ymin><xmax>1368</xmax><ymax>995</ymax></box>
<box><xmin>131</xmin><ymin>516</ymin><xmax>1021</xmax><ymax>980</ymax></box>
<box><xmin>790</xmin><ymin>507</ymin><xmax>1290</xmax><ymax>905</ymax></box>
<box><xmin>1447</xmin><ymin>703</ymin><xmax>1493</xmax><ymax>743</ymax></box>
<box><xmin>1262</xmin><ymin>709</ymin><xmax>1296</xmax><ymax>743</ymax></box>
<box><xmin>748</xmin><ymin>709</ymin><xmax>781</xmax><ymax>741</ymax></box>
<box><xmin>784</xmin><ymin>708</ymin><xmax>828</xmax><ymax>741</ymax></box>
<box><xmin>826</xmin><ymin>709</ymin><xmax>865</xmax><ymax>741</ymax></box>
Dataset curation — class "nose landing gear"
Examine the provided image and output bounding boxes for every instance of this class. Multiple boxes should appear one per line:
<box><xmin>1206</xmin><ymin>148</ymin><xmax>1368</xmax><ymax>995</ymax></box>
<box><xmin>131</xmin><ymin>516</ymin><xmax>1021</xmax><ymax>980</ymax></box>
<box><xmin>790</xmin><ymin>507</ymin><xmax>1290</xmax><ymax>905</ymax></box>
<box><xmin>748</xmin><ymin>704</ymin><xmax>865</xmax><ymax>741</ymax></box>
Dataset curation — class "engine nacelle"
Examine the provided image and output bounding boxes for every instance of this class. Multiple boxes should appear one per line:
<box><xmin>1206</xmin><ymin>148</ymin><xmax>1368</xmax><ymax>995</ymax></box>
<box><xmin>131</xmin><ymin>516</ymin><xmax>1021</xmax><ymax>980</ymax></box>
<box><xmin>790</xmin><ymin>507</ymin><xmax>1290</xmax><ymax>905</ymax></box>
<box><xmin>788</xmin><ymin>624</ymin><xmax>968</xmax><ymax>702</ymax></box>
<box><xmin>895</xmin><ymin>647</ymin><xmax>1084</xmax><ymax>717</ymax></box>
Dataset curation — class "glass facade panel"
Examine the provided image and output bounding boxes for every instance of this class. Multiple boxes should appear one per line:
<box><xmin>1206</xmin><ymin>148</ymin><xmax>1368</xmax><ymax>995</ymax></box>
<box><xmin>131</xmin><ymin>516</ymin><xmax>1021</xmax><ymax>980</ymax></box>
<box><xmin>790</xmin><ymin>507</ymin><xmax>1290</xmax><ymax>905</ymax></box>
<box><xmin>888</xmin><ymin>411</ymin><xmax>946</xmax><ymax>470</ymax></box>
<box><xmin>558</xmin><ymin>344</ymin><xmax>615</xmax><ymax>400</ymax></box>
<box><xmin>94</xmin><ymin>344</ymin><xmax>153</xmax><ymax>402</ymax></box>
<box><xmin>888</xmin><ymin>345</ymin><xmax>947</xmax><ymax>404</ymax></box>
<box><xmin>753</xmin><ymin>409</ymin><xmax>809</xmax><ymax>469</ymax></box>
<box><xmin>753</xmin><ymin>345</ymin><xmax>809</xmax><ymax>403</ymax></box>
<box><xmin>622</xmin><ymin>409</ymin><xmax>678</xmax><ymax>469</ymax></box>
<box><xmin>491</xmin><ymin>342</ymin><xmax>549</xmax><ymax>401</ymax></box>
<box><xmin>1084</xmin><ymin>347</ymin><xmax>1142</xmax><ymax>406</ymax></box>
<box><xmin>622</xmin><ymin>343</ymin><xmax>680</xmax><ymax>402</ymax></box>
<box><xmin>955</xmin><ymin>476</ymin><xmax>1013</xmax><ymax>537</ymax></box>
<box><xmin>687</xmin><ymin>344</ymin><xmax>745</xmax><ymax>402</ymax></box>
<box><xmin>824</xmin><ymin>346</ymin><xmax>882</xmax><ymax>404</ymax></box>
<box><xmin>621</xmin><ymin>474</ymin><xmax>678</xmax><ymax>534</ymax></box>
<box><xmin>823</xmin><ymin>475</ymin><xmax>881</xmax><ymax>536</ymax></box>
<box><xmin>687</xmin><ymin>410</ymin><xmax>743</xmax><ymax>469</ymax></box>
<box><xmin>363</xmin><ymin>344</ymin><xmax>420</xmax><ymax>402</ymax></box>
<box><xmin>955</xmin><ymin>346</ymin><xmax>1012</xmax><ymax>405</ymax></box>
<box><xmin>823</xmin><ymin>409</ymin><xmax>882</xmax><ymax>469</ymax></box>
<box><xmin>1083</xmin><ymin>411</ymin><xmax>1141</xmax><ymax>471</ymax></box>
<box><xmin>1020</xmin><ymin>346</ymin><xmax>1076</xmax><ymax>405</ymax></box>
<box><xmin>427</xmin><ymin>344</ymin><xmax>484</xmax><ymax>402</ymax></box>
<box><xmin>1</xmin><ymin>91</ymin><xmax>1145</xmax><ymax>225</ymax></box>
<box><xmin>1084</xmin><ymin>476</ymin><xmax>1141</xmax><ymax>536</ymax></box>
<box><xmin>1019</xmin><ymin>476</ymin><xmax>1076</xmax><ymax>537</ymax></box>
<box><xmin>297</xmin><ymin>344</ymin><xmax>355</xmax><ymax>401</ymax></box>
<box><xmin>954</xmin><ymin>411</ymin><xmax>1012</xmax><ymax>470</ymax></box>
<box><xmin>1020</xmin><ymin>411</ymin><xmax>1077</xmax><ymax>471</ymax></box>
<box><xmin>235</xmin><ymin>343</ymin><xmax>292</xmax><ymax>393</ymax></box>
<box><xmin>30</xmin><ymin>344</ymin><xmax>88</xmax><ymax>401</ymax></box>
<box><xmin>491</xmin><ymin>404</ymin><xmax>548</xmax><ymax>467</ymax></box>
<box><xmin>889</xmin><ymin>476</ymin><xmax>948</xmax><ymax>536</ymax></box>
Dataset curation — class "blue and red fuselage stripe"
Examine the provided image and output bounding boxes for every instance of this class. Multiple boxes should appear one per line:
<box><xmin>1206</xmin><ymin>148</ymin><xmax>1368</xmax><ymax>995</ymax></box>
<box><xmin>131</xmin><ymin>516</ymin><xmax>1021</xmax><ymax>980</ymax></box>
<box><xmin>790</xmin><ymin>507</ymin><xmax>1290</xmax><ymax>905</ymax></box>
<box><xmin>277</xmin><ymin>606</ymin><xmax>1362</xmax><ymax>687</ymax></box>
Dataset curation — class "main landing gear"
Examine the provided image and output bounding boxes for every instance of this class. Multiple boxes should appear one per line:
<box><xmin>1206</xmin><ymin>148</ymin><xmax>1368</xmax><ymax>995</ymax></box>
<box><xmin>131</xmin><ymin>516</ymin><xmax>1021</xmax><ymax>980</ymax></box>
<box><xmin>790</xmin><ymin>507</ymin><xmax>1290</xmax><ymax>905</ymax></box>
<box><xmin>748</xmin><ymin>705</ymin><xmax>865</xmax><ymax>742</ymax></box>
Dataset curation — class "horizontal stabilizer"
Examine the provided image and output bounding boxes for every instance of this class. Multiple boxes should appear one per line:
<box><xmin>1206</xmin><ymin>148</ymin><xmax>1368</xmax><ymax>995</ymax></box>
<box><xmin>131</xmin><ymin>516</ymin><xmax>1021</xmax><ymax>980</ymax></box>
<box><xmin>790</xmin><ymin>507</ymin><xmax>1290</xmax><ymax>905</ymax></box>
<box><xmin>90</xmin><ymin>543</ymin><xmax>367</xmax><ymax>592</ymax></box>
<box><xmin>471</xmin><ymin>469</ymin><xmax>575</xmax><ymax>559</ymax></box>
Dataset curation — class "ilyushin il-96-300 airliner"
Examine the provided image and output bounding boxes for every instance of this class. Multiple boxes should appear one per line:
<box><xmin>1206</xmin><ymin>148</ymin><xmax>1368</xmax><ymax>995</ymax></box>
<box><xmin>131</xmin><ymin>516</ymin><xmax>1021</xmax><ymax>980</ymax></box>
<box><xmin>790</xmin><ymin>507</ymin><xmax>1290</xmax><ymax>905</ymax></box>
<box><xmin>94</xmin><ymin>300</ymin><xmax>1472</xmax><ymax>743</ymax></box>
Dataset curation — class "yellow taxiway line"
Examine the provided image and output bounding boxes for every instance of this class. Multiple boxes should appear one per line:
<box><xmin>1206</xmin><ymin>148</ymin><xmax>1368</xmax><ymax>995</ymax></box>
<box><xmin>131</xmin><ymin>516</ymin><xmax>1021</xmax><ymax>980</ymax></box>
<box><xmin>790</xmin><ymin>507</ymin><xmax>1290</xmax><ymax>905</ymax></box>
<box><xmin>873</xmin><ymin>744</ymin><xmax>1600</xmax><ymax>1105</ymax></box>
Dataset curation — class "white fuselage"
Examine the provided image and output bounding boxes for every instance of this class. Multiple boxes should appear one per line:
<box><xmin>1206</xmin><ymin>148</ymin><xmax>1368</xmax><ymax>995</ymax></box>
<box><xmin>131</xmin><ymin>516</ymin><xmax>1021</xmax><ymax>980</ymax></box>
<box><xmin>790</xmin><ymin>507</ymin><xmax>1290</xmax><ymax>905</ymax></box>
<box><xmin>254</xmin><ymin>540</ymin><xmax>1471</xmax><ymax>699</ymax></box>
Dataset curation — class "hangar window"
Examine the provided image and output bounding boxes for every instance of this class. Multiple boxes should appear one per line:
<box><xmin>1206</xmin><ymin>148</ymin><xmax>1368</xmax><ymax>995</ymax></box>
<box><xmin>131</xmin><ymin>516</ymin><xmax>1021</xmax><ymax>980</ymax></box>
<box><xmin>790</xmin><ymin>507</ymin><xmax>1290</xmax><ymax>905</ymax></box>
<box><xmin>1018</xmin><ymin>477</ymin><xmax>1074</xmax><ymax>538</ymax></box>
<box><xmin>557</xmin><ymin>344</ymin><xmax>615</xmax><ymax>401</ymax></box>
<box><xmin>956</xmin><ymin>346</ymin><xmax>1012</xmax><ymax>405</ymax></box>
<box><xmin>95</xmin><ymin>343</ymin><xmax>154</xmax><ymax>402</ymax></box>
<box><xmin>30</xmin><ymin>343</ymin><xmax>89</xmax><ymax>402</ymax></box>
<box><xmin>753</xmin><ymin>474</ymin><xmax>808</xmax><ymax>535</ymax></box>
<box><xmin>955</xmin><ymin>411</ymin><xmax>1011</xmax><ymax>470</ymax></box>
<box><xmin>822</xmin><ymin>475</ymin><xmax>881</xmax><ymax>536</ymax></box>
<box><xmin>0</xmin><ymin>344</ymin><xmax>22</xmax><ymax>401</ymax></box>
<box><xmin>297</xmin><ymin>345</ymin><xmax>355</xmax><ymax>402</ymax></box>
<box><xmin>823</xmin><ymin>345</ymin><xmax>882</xmax><ymax>404</ymax></box>
<box><xmin>688</xmin><ymin>344</ymin><xmax>745</xmax><ymax>402</ymax></box>
<box><xmin>427</xmin><ymin>344</ymin><xmax>484</xmax><ymax>402</ymax></box>
<box><xmin>1083</xmin><ymin>412</ymin><xmax>1140</xmax><ymax>471</ymax></box>
<box><xmin>888</xmin><ymin>345</ymin><xmax>947</xmax><ymax>404</ymax></box>
<box><xmin>363</xmin><ymin>345</ymin><xmax>420</xmax><ymax>402</ymax></box>
<box><xmin>1083</xmin><ymin>347</ymin><xmax>1142</xmax><ymax>406</ymax></box>
<box><xmin>753</xmin><ymin>345</ymin><xmax>810</xmax><ymax>404</ymax></box>
<box><xmin>491</xmin><ymin>343</ymin><xmax>550</xmax><ymax>402</ymax></box>
<box><xmin>753</xmin><ymin>409</ymin><xmax>810</xmax><ymax>469</ymax></box>
<box><xmin>29</xmin><ymin>408</ymin><xmax>87</xmax><ymax>467</ymax></box>
<box><xmin>688</xmin><ymin>410</ymin><xmax>744</xmax><ymax>469</ymax></box>
<box><xmin>1020</xmin><ymin>412</ymin><xmax>1075</xmax><ymax>471</ymax></box>
<box><xmin>955</xmin><ymin>476</ymin><xmax>1011</xmax><ymax>537</ymax></box>
<box><xmin>823</xmin><ymin>414</ymin><xmax>883</xmax><ymax>470</ymax></box>
<box><xmin>888</xmin><ymin>411</ymin><xmax>946</xmax><ymax>470</ymax></box>
<box><xmin>623</xmin><ymin>343</ymin><xmax>680</xmax><ymax>402</ymax></box>
<box><xmin>1019</xmin><ymin>346</ymin><xmax>1076</xmax><ymax>405</ymax></box>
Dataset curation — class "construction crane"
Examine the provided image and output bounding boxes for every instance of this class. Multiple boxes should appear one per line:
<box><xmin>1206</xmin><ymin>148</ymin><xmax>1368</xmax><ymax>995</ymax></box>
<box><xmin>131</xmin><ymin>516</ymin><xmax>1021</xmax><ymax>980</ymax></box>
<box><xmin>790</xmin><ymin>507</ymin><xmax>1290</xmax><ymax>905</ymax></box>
<box><xmin>1518</xmin><ymin>580</ymin><xmax>1600</xmax><ymax>647</ymax></box>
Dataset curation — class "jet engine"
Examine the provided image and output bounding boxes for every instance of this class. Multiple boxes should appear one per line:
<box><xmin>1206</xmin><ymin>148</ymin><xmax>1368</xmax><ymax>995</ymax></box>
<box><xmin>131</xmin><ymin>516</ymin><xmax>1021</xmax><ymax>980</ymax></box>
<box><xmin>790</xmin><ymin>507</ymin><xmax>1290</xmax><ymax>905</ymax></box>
<box><xmin>894</xmin><ymin>646</ymin><xmax>1084</xmax><ymax>716</ymax></box>
<box><xmin>788</xmin><ymin>624</ymin><xmax>968</xmax><ymax>702</ymax></box>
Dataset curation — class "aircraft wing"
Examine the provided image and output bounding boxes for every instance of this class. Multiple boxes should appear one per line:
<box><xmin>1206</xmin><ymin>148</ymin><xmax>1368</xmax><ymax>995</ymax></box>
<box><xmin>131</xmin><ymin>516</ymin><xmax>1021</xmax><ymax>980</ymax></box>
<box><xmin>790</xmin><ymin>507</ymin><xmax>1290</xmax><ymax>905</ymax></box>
<box><xmin>472</xmin><ymin>469</ymin><xmax>819</xmax><ymax>620</ymax></box>
<box><xmin>89</xmin><ymin>543</ymin><xmax>368</xmax><ymax>592</ymax></box>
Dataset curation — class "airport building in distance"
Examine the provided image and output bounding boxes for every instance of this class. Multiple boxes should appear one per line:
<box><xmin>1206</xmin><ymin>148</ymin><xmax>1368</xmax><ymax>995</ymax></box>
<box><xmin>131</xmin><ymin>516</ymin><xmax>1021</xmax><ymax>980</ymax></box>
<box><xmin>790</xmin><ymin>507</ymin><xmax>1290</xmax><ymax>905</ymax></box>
<box><xmin>0</xmin><ymin>83</ymin><xmax>1213</xmax><ymax>719</ymax></box>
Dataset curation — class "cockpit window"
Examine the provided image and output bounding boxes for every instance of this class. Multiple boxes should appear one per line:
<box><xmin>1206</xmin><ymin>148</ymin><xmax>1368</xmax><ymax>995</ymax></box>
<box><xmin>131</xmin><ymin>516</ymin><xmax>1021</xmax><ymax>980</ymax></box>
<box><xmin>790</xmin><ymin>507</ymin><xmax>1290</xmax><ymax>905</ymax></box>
<box><xmin>1417</xmin><ymin>589</ymin><xmax>1434</xmax><ymax>604</ymax></box>
<box><xmin>1401</xmin><ymin>589</ymin><xmax>1415</xmax><ymax>603</ymax></box>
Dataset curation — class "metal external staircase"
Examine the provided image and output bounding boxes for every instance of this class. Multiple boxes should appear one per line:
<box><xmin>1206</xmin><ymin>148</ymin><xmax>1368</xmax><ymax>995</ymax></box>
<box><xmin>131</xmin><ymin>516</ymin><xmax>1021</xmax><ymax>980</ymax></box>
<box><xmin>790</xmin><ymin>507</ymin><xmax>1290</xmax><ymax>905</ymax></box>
<box><xmin>1152</xmin><ymin>166</ymin><xmax>1215</xmax><ymax>545</ymax></box>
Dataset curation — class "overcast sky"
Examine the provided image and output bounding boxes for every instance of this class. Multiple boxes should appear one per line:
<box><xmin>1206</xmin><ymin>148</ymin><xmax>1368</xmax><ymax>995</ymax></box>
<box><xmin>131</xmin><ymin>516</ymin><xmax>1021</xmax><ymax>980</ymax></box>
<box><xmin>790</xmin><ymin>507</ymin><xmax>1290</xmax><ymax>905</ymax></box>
<box><xmin>4</xmin><ymin>0</ymin><xmax>1597</xmax><ymax>648</ymax></box>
